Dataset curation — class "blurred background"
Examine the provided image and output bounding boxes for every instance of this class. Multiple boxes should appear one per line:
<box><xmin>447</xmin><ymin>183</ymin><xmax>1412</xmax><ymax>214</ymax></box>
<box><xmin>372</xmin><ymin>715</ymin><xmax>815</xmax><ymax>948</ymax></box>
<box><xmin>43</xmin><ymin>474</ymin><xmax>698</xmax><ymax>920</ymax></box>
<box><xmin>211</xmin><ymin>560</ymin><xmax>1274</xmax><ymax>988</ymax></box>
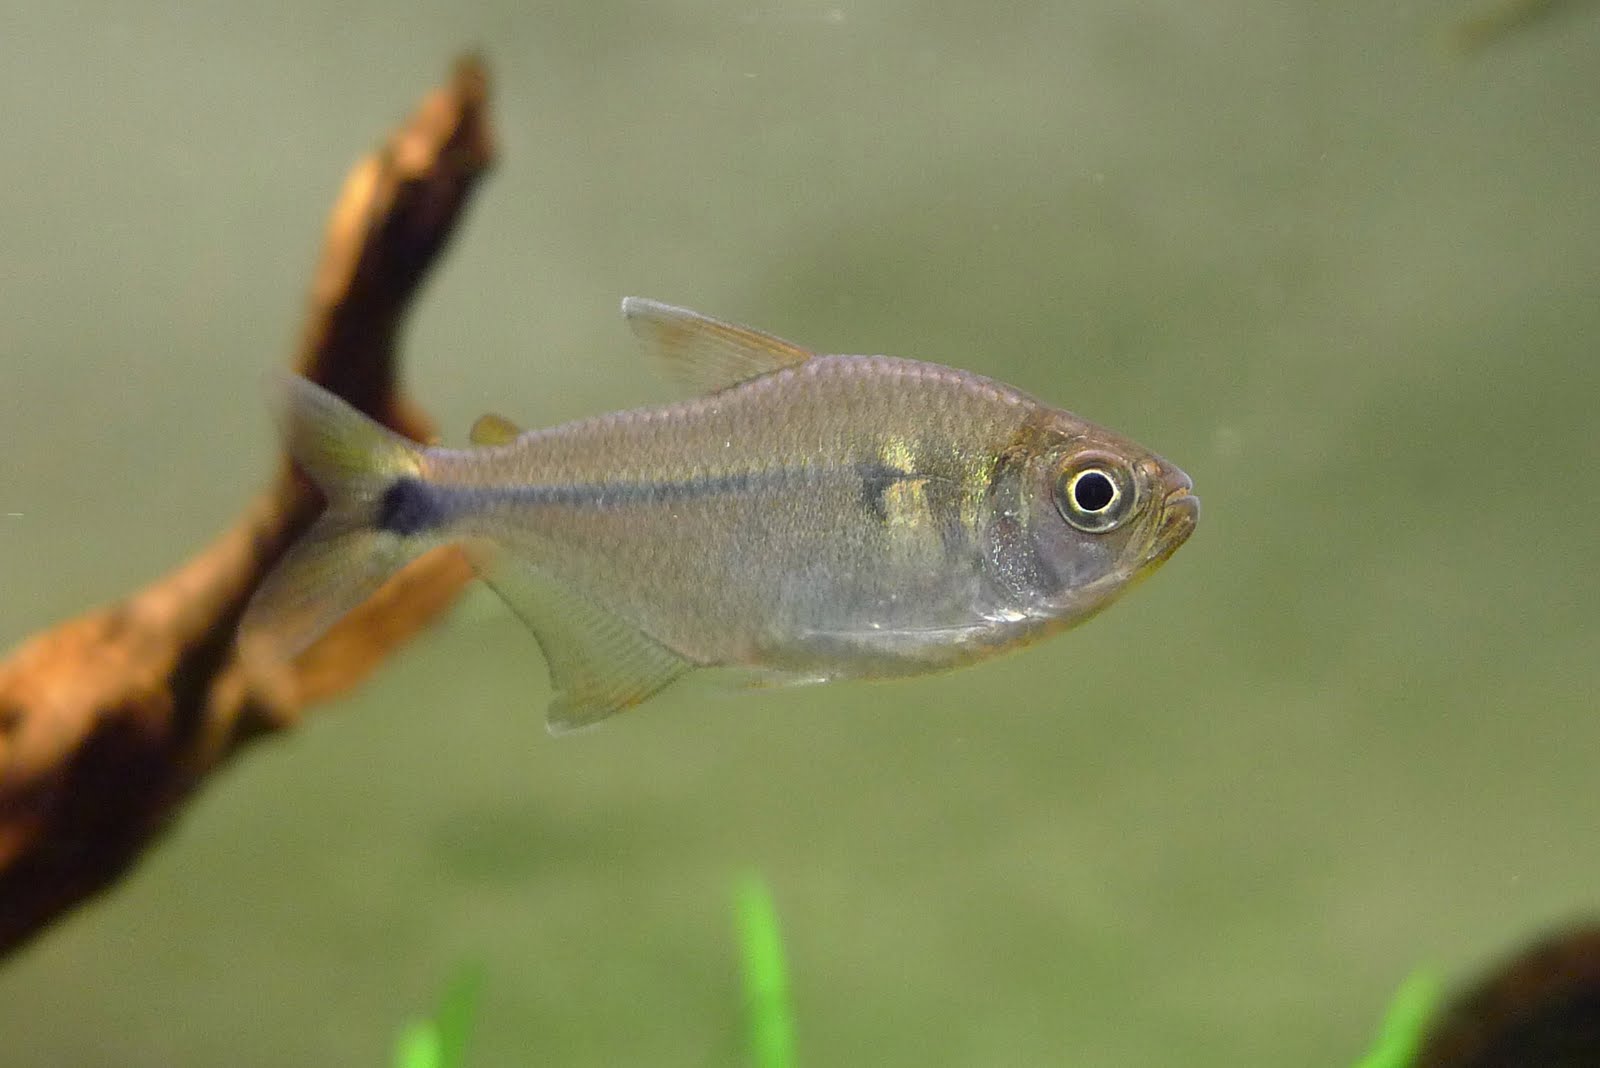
<box><xmin>1</xmin><ymin>2</ymin><xmax>1597</xmax><ymax>1064</ymax></box>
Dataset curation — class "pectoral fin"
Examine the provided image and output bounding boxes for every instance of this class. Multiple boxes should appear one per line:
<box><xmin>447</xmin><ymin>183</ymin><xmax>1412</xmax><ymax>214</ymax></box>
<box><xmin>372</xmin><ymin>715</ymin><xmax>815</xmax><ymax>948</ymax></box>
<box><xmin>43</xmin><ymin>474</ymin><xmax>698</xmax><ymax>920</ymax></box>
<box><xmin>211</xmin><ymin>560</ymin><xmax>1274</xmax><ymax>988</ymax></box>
<box><xmin>621</xmin><ymin>297</ymin><xmax>813</xmax><ymax>394</ymax></box>
<box><xmin>467</xmin><ymin>547</ymin><xmax>691</xmax><ymax>733</ymax></box>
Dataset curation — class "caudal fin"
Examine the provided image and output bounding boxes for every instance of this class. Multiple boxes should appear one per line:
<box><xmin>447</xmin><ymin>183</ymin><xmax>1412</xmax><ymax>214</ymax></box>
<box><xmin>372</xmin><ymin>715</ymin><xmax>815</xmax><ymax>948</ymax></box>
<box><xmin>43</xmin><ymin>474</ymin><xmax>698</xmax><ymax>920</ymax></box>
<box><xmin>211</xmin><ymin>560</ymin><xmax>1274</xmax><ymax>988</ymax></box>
<box><xmin>240</xmin><ymin>375</ymin><xmax>432</xmax><ymax>663</ymax></box>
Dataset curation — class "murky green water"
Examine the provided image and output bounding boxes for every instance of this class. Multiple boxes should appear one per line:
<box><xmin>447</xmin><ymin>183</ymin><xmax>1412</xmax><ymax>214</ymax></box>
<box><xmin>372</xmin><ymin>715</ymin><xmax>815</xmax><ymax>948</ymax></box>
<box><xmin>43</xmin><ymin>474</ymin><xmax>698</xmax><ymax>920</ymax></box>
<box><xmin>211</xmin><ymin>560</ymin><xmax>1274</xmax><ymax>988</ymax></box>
<box><xmin>2</xmin><ymin>3</ymin><xmax>1597</xmax><ymax>1065</ymax></box>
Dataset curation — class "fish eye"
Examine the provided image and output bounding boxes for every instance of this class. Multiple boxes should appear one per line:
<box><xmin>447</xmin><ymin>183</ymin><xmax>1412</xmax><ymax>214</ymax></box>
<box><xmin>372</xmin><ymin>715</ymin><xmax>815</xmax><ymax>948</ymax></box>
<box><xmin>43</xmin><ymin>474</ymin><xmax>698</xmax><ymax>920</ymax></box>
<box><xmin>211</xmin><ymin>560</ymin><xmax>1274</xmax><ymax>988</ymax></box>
<box><xmin>1056</xmin><ymin>459</ymin><xmax>1132</xmax><ymax>533</ymax></box>
<box><xmin>1072</xmin><ymin>470</ymin><xmax>1116</xmax><ymax>513</ymax></box>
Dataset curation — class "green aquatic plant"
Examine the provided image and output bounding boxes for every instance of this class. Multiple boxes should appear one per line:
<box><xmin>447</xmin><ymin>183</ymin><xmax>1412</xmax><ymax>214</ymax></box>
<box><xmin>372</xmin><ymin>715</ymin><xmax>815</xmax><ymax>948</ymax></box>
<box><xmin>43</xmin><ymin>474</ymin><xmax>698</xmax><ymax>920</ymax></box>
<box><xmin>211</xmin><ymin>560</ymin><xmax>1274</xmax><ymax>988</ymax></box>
<box><xmin>385</xmin><ymin>878</ymin><xmax>798</xmax><ymax>1068</ymax></box>
<box><xmin>1349</xmin><ymin>969</ymin><xmax>1442</xmax><ymax>1068</ymax></box>
<box><xmin>392</xmin><ymin>964</ymin><xmax>485</xmax><ymax>1068</ymax></box>
<box><xmin>735</xmin><ymin>873</ymin><xmax>798</xmax><ymax>1068</ymax></box>
<box><xmin>387</xmin><ymin>889</ymin><xmax>1448</xmax><ymax>1067</ymax></box>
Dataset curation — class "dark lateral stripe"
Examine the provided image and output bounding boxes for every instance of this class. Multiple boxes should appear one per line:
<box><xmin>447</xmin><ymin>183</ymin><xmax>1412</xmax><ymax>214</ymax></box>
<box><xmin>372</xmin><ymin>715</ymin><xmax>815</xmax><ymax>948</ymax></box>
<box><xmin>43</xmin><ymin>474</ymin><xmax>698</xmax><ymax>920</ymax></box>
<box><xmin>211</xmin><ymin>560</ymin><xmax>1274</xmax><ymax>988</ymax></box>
<box><xmin>420</xmin><ymin>462</ymin><xmax>926</xmax><ymax>516</ymax></box>
<box><xmin>856</xmin><ymin>460</ymin><xmax>910</xmax><ymax>523</ymax></box>
<box><xmin>498</xmin><ymin>468</ymin><xmax>775</xmax><ymax>506</ymax></box>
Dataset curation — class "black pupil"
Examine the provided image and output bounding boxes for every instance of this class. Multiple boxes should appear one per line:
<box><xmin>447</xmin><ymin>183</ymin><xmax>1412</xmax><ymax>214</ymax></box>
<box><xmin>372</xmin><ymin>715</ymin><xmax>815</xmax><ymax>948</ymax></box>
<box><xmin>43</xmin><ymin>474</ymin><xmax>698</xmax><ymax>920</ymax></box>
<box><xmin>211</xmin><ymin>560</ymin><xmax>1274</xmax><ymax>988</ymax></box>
<box><xmin>1074</xmin><ymin>471</ymin><xmax>1115</xmax><ymax>512</ymax></box>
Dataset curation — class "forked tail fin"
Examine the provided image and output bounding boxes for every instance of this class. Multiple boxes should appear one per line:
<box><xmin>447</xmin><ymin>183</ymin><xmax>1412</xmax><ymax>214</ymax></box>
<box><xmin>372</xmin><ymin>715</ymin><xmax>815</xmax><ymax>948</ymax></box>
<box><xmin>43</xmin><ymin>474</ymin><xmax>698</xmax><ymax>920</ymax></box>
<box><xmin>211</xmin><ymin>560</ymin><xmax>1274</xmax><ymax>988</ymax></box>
<box><xmin>239</xmin><ymin>375</ymin><xmax>433</xmax><ymax>663</ymax></box>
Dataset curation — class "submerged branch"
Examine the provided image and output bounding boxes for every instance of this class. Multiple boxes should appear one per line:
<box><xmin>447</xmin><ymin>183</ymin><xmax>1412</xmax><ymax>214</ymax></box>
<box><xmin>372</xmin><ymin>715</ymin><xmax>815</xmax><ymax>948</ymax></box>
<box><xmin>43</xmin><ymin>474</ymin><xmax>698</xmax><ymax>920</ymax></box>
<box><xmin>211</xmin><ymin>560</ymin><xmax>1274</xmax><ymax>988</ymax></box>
<box><xmin>0</xmin><ymin>57</ymin><xmax>493</xmax><ymax>957</ymax></box>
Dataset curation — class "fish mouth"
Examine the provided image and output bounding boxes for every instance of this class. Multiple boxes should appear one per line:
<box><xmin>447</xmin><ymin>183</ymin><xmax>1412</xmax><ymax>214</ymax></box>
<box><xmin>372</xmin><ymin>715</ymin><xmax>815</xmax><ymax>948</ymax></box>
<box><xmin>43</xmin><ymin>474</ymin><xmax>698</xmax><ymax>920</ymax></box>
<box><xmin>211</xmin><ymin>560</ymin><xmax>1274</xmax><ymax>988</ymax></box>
<box><xmin>1145</xmin><ymin>485</ymin><xmax>1200</xmax><ymax>567</ymax></box>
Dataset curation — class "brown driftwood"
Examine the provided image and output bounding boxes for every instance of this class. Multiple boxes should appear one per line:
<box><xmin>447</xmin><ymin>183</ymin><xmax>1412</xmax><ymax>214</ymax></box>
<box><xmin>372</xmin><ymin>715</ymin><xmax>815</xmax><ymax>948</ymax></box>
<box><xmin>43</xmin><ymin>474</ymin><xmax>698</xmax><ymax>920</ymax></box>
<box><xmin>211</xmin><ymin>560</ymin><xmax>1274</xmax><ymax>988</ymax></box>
<box><xmin>0</xmin><ymin>57</ymin><xmax>493</xmax><ymax>957</ymax></box>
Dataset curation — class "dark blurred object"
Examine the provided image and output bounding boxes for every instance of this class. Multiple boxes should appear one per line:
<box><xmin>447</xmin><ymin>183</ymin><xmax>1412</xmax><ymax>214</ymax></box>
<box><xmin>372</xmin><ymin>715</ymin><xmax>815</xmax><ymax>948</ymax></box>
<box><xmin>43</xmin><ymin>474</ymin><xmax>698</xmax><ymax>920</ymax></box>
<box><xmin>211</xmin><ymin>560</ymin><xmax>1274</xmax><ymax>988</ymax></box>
<box><xmin>1416</xmin><ymin>922</ymin><xmax>1600</xmax><ymax>1067</ymax></box>
<box><xmin>1452</xmin><ymin>0</ymin><xmax>1591</xmax><ymax>52</ymax></box>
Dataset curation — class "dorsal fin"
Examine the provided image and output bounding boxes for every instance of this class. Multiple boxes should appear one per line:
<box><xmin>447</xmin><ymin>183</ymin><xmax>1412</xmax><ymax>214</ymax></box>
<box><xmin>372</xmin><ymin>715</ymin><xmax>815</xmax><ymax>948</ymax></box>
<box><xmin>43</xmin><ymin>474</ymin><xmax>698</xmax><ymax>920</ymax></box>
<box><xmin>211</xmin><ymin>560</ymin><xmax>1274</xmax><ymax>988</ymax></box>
<box><xmin>621</xmin><ymin>297</ymin><xmax>813</xmax><ymax>395</ymax></box>
<box><xmin>469</xmin><ymin>412</ymin><xmax>523</xmax><ymax>446</ymax></box>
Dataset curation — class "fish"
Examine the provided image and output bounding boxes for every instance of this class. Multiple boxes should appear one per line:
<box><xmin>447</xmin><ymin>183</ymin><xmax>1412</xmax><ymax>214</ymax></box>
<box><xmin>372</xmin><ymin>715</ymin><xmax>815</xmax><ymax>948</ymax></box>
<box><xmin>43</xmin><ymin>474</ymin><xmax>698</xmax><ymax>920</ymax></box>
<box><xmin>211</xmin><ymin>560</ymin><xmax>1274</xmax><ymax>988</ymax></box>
<box><xmin>239</xmin><ymin>298</ymin><xmax>1199</xmax><ymax>733</ymax></box>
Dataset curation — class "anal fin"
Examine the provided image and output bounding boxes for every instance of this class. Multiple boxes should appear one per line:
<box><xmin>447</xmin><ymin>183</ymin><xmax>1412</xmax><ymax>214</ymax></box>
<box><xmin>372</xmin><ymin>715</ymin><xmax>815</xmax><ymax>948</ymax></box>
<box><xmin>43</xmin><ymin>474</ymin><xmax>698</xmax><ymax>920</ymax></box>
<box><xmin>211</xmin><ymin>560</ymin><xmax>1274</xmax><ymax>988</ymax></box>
<box><xmin>468</xmin><ymin>547</ymin><xmax>690</xmax><ymax>733</ymax></box>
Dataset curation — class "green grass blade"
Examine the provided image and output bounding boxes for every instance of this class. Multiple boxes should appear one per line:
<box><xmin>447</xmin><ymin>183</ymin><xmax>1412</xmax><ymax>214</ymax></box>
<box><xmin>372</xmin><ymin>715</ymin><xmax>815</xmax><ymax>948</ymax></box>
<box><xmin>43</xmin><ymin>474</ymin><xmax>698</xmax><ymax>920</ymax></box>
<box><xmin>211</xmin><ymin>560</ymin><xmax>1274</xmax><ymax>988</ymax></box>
<box><xmin>433</xmin><ymin>963</ymin><xmax>486</xmax><ymax>1068</ymax></box>
<box><xmin>735</xmin><ymin>874</ymin><xmax>797</xmax><ymax>1068</ymax></box>
<box><xmin>391</xmin><ymin>964</ymin><xmax>485</xmax><ymax>1068</ymax></box>
<box><xmin>393</xmin><ymin>1021</ymin><xmax>443</xmax><ymax>1068</ymax></box>
<box><xmin>1351</xmin><ymin>968</ymin><xmax>1443</xmax><ymax>1068</ymax></box>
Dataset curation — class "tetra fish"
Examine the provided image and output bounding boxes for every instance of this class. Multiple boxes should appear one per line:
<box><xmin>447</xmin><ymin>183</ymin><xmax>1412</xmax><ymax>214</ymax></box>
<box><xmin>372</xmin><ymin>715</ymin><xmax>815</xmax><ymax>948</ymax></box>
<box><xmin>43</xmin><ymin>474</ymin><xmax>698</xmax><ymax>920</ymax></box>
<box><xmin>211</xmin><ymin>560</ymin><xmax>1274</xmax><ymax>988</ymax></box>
<box><xmin>240</xmin><ymin>298</ymin><xmax>1198</xmax><ymax>732</ymax></box>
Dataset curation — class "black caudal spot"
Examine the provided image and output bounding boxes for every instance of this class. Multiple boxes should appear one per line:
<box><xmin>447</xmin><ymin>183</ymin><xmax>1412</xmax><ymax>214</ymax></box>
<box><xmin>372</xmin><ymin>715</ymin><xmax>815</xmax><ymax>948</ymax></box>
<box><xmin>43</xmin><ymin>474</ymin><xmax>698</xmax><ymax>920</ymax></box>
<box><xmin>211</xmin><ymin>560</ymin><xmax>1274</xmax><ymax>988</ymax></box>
<box><xmin>377</xmin><ymin>477</ymin><xmax>441</xmax><ymax>536</ymax></box>
<box><xmin>1073</xmin><ymin>470</ymin><xmax>1115</xmax><ymax>512</ymax></box>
